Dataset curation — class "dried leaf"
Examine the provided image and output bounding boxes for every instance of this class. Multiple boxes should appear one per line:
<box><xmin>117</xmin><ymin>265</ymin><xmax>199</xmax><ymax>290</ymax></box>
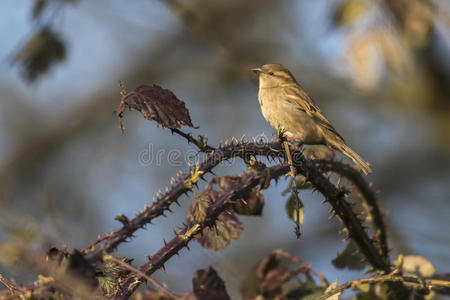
<box><xmin>261</xmin><ymin>266</ymin><xmax>294</xmax><ymax>293</ymax></box>
<box><xmin>332</xmin><ymin>241</ymin><xmax>366</xmax><ymax>270</ymax></box>
<box><xmin>188</xmin><ymin>189</ymin><xmax>243</xmax><ymax>250</ymax></box>
<box><xmin>232</xmin><ymin>188</ymin><xmax>265</xmax><ymax>216</ymax></box>
<box><xmin>115</xmin><ymin>84</ymin><xmax>194</xmax><ymax>130</ymax></box>
<box><xmin>323</xmin><ymin>280</ymin><xmax>341</xmax><ymax>300</ymax></box>
<box><xmin>400</xmin><ymin>255</ymin><xmax>435</xmax><ymax>278</ymax></box>
<box><xmin>193</xmin><ymin>267</ymin><xmax>230</xmax><ymax>300</ymax></box>
<box><xmin>241</xmin><ymin>250</ymin><xmax>314</xmax><ymax>300</ymax></box>
<box><xmin>212</xmin><ymin>176</ymin><xmax>265</xmax><ymax>215</ymax></box>
<box><xmin>13</xmin><ymin>27</ymin><xmax>66</xmax><ymax>82</ymax></box>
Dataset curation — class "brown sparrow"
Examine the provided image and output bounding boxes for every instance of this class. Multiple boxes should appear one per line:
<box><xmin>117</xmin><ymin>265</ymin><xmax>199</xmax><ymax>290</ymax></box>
<box><xmin>252</xmin><ymin>63</ymin><xmax>372</xmax><ymax>174</ymax></box>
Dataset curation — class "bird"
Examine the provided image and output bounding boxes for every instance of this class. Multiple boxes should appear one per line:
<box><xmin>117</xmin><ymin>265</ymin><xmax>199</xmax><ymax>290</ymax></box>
<box><xmin>252</xmin><ymin>63</ymin><xmax>372</xmax><ymax>174</ymax></box>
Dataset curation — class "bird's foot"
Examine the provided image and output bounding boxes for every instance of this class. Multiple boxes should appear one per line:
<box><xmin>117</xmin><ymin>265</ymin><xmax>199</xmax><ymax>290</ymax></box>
<box><xmin>276</xmin><ymin>127</ymin><xmax>288</xmax><ymax>144</ymax></box>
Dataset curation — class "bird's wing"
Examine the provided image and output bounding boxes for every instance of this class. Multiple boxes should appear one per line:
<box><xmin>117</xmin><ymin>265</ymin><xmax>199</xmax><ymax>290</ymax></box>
<box><xmin>283</xmin><ymin>85</ymin><xmax>345</xmax><ymax>142</ymax></box>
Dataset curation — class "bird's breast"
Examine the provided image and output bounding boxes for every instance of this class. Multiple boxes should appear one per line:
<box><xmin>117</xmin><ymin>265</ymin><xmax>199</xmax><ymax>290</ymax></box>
<box><xmin>258</xmin><ymin>88</ymin><xmax>325</xmax><ymax>144</ymax></box>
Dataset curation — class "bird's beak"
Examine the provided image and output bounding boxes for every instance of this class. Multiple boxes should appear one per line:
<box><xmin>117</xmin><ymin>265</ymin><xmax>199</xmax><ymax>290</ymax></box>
<box><xmin>252</xmin><ymin>67</ymin><xmax>262</xmax><ymax>74</ymax></box>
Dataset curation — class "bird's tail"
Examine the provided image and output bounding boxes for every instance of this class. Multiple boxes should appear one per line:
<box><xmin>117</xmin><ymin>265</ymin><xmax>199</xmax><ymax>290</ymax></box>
<box><xmin>329</xmin><ymin>140</ymin><xmax>372</xmax><ymax>175</ymax></box>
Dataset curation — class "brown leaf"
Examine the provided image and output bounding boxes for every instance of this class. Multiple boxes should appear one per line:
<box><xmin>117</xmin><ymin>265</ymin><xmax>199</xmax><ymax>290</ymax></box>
<box><xmin>193</xmin><ymin>267</ymin><xmax>230</xmax><ymax>300</ymax></box>
<box><xmin>114</xmin><ymin>84</ymin><xmax>194</xmax><ymax>130</ymax></box>
<box><xmin>187</xmin><ymin>189</ymin><xmax>243</xmax><ymax>250</ymax></box>
<box><xmin>332</xmin><ymin>241</ymin><xmax>366</xmax><ymax>270</ymax></box>
<box><xmin>261</xmin><ymin>266</ymin><xmax>294</xmax><ymax>293</ymax></box>
<box><xmin>212</xmin><ymin>176</ymin><xmax>265</xmax><ymax>216</ymax></box>
<box><xmin>241</xmin><ymin>250</ymin><xmax>313</xmax><ymax>299</ymax></box>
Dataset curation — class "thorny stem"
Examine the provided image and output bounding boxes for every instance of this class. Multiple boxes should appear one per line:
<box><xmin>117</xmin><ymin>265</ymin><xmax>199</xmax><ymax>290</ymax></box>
<box><xmin>83</xmin><ymin>140</ymin><xmax>390</xmax><ymax>277</ymax></box>
<box><xmin>314</xmin><ymin>160</ymin><xmax>389</xmax><ymax>262</ymax></box>
<box><xmin>171</xmin><ymin>128</ymin><xmax>215</xmax><ymax>153</ymax></box>
<box><xmin>114</xmin><ymin>164</ymin><xmax>290</xmax><ymax>299</ymax></box>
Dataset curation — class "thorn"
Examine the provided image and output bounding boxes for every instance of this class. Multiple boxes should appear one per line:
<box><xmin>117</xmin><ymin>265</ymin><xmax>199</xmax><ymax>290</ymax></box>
<box><xmin>144</xmin><ymin>204</ymin><xmax>148</xmax><ymax>210</ymax></box>
<box><xmin>151</xmin><ymin>197</ymin><xmax>156</xmax><ymax>204</ymax></box>
<box><xmin>240</xmin><ymin>134</ymin><xmax>246</xmax><ymax>143</ymax></box>
<box><xmin>208</xmin><ymin>170</ymin><xmax>216</xmax><ymax>176</ymax></box>
<box><xmin>170</xmin><ymin>177</ymin><xmax>176</xmax><ymax>185</ymax></box>
<box><xmin>186</xmin><ymin>244</ymin><xmax>190</xmax><ymax>250</ymax></box>
<box><xmin>165</xmin><ymin>186</ymin><xmax>169</xmax><ymax>193</ymax></box>
<box><xmin>167</xmin><ymin>207</ymin><xmax>173</xmax><ymax>213</ymax></box>
<box><xmin>161</xmin><ymin>264</ymin><xmax>166</xmax><ymax>272</ymax></box>
<box><xmin>174</xmin><ymin>199</ymin><xmax>181</xmax><ymax>207</ymax></box>
<box><xmin>146</xmin><ymin>255</ymin><xmax>152</xmax><ymax>261</ymax></box>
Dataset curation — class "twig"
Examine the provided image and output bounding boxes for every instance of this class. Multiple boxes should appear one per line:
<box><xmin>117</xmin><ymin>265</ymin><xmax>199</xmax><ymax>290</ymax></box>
<box><xmin>103</xmin><ymin>254</ymin><xmax>181</xmax><ymax>300</ymax></box>
<box><xmin>0</xmin><ymin>274</ymin><xmax>20</xmax><ymax>296</ymax></box>
<box><xmin>171</xmin><ymin>128</ymin><xmax>215</xmax><ymax>153</ymax></box>
<box><xmin>316</xmin><ymin>273</ymin><xmax>450</xmax><ymax>300</ymax></box>
<box><xmin>114</xmin><ymin>163</ymin><xmax>290</xmax><ymax>299</ymax></box>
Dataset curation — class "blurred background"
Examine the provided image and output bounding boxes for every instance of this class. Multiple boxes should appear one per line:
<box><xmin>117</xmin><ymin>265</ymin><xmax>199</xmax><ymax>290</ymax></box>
<box><xmin>0</xmin><ymin>0</ymin><xmax>449</xmax><ymax>298</ymax></box>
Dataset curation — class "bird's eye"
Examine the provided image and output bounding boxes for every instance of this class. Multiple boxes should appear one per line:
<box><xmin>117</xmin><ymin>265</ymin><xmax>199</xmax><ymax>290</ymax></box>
<box><xmin>268</xmin><ymin>72</ymin><xmax>274</xmax><ymax>76</ymax></box>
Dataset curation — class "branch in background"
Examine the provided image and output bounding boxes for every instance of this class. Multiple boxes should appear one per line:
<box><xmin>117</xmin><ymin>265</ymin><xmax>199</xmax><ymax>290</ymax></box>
<box><xmin>317</xmin><ymin>272</ymin><xmax>450</xmax><ymax>300</ymax></box>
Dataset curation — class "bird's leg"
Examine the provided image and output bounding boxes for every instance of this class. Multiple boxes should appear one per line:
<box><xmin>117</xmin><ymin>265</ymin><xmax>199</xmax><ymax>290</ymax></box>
<box><xmin>283</xmin><ymin>140</ymin><xmax>302</xmax><ymax>238</ymax></box>
<box><xmin>276</xmin><ymin>127</ymin><xmax>287</xmax><ymax>144</ymax></box>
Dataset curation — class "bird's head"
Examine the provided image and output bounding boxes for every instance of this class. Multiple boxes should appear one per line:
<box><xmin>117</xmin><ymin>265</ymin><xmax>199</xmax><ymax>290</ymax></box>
<box><xmin>252</xmin><ymin>64</ymin><xmax>297</xmax><ymax>88</ymax></box>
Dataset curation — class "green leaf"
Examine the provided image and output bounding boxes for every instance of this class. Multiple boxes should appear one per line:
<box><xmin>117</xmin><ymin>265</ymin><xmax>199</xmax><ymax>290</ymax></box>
<box><xmin>13</xmin><ymin>27</ymin><xmax>66</xmax><ymax>82</ymax></box>
<box><xmin>285</xmin><ymin>194</ymin><xmax>304</xmax><ymax>224</ymax></box>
